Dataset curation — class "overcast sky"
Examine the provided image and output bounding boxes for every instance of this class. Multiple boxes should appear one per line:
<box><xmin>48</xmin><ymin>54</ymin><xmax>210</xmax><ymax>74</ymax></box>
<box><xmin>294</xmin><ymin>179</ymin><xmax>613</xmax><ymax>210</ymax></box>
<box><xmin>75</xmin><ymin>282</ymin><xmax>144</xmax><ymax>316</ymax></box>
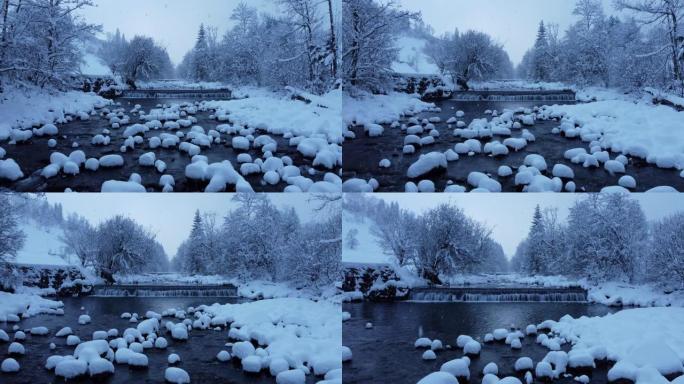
<box><xmin>79</xmin><ymin>0</ymin><xmax>277</xmax><ymax>64</ymax></box>
<box><xmin>363</xmin><ymin>194</ymin><xmax>684</xmax><ymax>258</ymax></box>
<box><xmin>397</xmin><ymin>0</ymin><xmax>618</xmax><ymax>65</ymax></box>
<box><xmin>46</xmin><ymin>194</ymin><xmax>329</xmax><ymax>258</ymax></box>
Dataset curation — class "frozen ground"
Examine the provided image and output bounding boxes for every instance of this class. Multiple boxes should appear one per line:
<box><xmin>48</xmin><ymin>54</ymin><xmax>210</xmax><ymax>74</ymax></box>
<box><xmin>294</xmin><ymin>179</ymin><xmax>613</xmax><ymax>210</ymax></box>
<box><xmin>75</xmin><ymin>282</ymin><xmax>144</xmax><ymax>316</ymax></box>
<box><xmin>0</xmin><ymin>86</ymin><xmax>342</xmax><ymax>192</ymax></box>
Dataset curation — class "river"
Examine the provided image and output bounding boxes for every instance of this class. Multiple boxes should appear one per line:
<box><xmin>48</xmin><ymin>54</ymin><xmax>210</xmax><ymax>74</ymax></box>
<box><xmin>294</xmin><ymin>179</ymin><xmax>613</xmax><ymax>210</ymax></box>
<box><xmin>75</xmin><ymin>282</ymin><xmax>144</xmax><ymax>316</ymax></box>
<box><xmin>343</xmin><ymin>97</ymin><xmax>684</xmax><ymax>192</ymax></box>
<box><xmin>0</xmin><ymin>296</ymin><xmax>318</xmax><ymax>384</ymax></box>
<box><xmin>343</xmin><ymin>301</ymin><xmax>621</xmax><ymax>384</ymax></box>
<box><xmin>3</xmin><ymin>97</ymin><xmax>335</xmax><ymax>192</ymax></box>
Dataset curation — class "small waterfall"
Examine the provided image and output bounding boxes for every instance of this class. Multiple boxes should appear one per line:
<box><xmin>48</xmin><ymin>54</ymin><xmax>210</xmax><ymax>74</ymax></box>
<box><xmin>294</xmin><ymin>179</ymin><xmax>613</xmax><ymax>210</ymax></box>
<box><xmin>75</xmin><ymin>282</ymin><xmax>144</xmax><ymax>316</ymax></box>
<box><xmin>92</xmin><ymin>285</ymin><xmax>238</xmax><ymax>298</ymax></box>
<box><xmin>409</xmin><ymin>288</ymin><xmax>587</xmax><ymax>303</ymax></box>
<box><xmin>451</xmin><ymin>92</ymin><xmax>576</xmax><ymax>102</ymax></box>
<box><xmin>120</xmin><ymin>90</ymin><xmax>232</xmax><ymax>99</ymax></box>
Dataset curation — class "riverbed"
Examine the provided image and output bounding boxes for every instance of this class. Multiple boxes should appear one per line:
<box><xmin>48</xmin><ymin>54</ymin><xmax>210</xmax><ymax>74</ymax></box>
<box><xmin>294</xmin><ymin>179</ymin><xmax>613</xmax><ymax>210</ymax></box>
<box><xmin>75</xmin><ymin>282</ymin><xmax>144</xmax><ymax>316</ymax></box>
<box><xmin>343</xmin><ymin>98</ymin><xmax>684</xmax><ymax>192</ymax></box>
<box><xmin>0</xmin><ymin>296</ymin><xmax>318</xmax><ymax>383</ymax></box>
<box><xmin>3</xmin><ymin>97</ymin><xmax>337</xmax><ymax>192</ymax></box>
<box><xmin>342</xmin><ymin>301</ymin><xmax>621</xmax><ymax>384</ymax></box>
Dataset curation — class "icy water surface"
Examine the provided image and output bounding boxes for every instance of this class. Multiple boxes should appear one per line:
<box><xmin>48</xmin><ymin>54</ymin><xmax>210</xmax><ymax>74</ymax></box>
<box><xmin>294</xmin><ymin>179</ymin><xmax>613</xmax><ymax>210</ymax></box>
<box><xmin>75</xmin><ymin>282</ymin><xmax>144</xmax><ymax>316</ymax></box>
<box><xmin>343</xmin><ymin>99</ymin><xmax>684</xmax><ymax>192</ymax></box>
<box><xmin>0</xmin><ymin>296</ymin><xmax>318</xmax><ymax>384</ymax></box>
<box><xmin>343</xmin><ymin>301</ymin><xmax>621</xmax><ymax>384</ymax></box>
<box><xmin>2</xmin><ymin>97</ymin><xmax>337</xmax><ymax>192</ymax></box>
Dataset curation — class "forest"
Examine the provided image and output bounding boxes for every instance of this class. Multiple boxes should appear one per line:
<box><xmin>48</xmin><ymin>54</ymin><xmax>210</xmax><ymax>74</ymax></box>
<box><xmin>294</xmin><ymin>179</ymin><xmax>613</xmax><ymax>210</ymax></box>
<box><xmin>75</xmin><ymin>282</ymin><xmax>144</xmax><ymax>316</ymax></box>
<box><xmin>345</xmin><ymin>194</ymin><xmax>684</xmax><ymax>288</ymax></box>
<box><xmin>171</xmin><ymin>194</ymin><xmax>342</xmax><ymax>288</ymax></box>
<box><xmin>343</xmin><ymin>0</ymin><xmax>684</xmax><ymax>94</ymax></box>
<box><xmin>0</xmin><ymin>193</ymin><xmax>341</xmax><ymax>289</ymax></box>
<box><xmin>344</xmin><ymin>194</ymin><xmax>508</xmax><ymax>284</ymax></box>
<box><xmin>0</xmin><ymin>0</ymin><xmax>340</xmax><ymax>95</ymax></box>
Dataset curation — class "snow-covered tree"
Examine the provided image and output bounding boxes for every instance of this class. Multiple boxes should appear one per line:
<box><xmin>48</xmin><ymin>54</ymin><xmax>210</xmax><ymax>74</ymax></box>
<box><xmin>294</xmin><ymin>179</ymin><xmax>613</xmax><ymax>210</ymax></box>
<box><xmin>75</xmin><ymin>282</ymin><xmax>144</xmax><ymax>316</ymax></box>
<box><xmin>370</xmin><ymin>202</ymin><xmax>418</xmax><ymax>266</ymax></box>
<box><xmin>0</xmin><ymin>194</ymin><xmax>25</xmax><ymax>262</ymax></box>
<box><xmin>531</xmin><ymin>21</ymin><xmax>553</xmax><ymax>81</ymax></box>
<box><xmin>121</xmin><ymin>36</ymin><xmax>173</xmax><ymax>86</ymax></box>
<box><xmin>345</xmin><ymin>228</ymin><xmax>359</xmax><ymax>250</ymax></box>
<box><xmin>647</xmin><ymin>212</ymin><xmax>684</xmax><ymax>287</ymax></box>
<box><xmin>93</xmin><ymin>215</ymin><xmax>159</xmax><ymax>281</ymax></box>
<box><xmin>191</xmin><ymin>24</ymin><xmax>211</xmax><ymax>82</ymax></box>
<box><xmin>524</xmin><ymin>205</ymin><xmax>546</xmax><ymax>274</ymax></box>
<box><xmin>342</xmin><ymin>0</ymin><xmax>416</xmax><ymax>93</ymax></box>
<box><xmin>427</xmin><ymin>29</ymin><xmax>513</xmax><ymax>87</ymax></box>
<box><xmin>615</xmin><ymin>0</ymin><xmax>684</xmax><ymax>93</ymax></box>
<box><xmin>181</xmin><ymin>210</ymin><xmax>206</xmax><ymax>274</ymax></box>
<box><xmin>415</xmin><ymin>203</ymin><xmax>492</xmax><ymax>283</ymax></box>
<box><xmin>0</xmin><ymin>0</ymin><xmax>99</xmax><ymax>90</ymax></box>
<box><xmin>566</xmin><ymin>194</ymin><xmax>647</xmax><ymax>282</ymax></box>
<box><xmin>60</xmin><ymin>214</ymin><xmax>97</xmax><ymax>268</ymax></box>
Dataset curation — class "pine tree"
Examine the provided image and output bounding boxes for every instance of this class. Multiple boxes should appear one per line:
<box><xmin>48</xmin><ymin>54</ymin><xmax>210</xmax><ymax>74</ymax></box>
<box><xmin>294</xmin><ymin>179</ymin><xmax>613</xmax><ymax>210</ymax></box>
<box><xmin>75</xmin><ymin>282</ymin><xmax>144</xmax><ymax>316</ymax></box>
<box><xmin>525</xmin><ymin>205</ymin><xmax>546</xmax><ymax>274</ymax></box>
<box><xmin>193</xmin><ymin>24</ymin><xmax>210</xmax><ymax>82</ymax></box>
<box><xmin>533</xmin><ymin>21</ymin><xmax>550</xmax><ymax>81</ymax></box>
<box><xmin>186</xmin><ymin>210</ymin><xmax>206</xmax><ymax>274</ymax></box>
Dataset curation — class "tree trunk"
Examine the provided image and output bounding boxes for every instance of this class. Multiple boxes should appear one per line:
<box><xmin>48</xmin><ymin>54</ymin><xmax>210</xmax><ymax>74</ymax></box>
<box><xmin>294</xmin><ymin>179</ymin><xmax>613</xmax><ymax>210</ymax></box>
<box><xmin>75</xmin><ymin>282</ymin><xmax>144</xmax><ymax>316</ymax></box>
<box><xmin>326</xmin><ymin>0</ymin><xmax>337</xmax><ymax>79</ymax></box>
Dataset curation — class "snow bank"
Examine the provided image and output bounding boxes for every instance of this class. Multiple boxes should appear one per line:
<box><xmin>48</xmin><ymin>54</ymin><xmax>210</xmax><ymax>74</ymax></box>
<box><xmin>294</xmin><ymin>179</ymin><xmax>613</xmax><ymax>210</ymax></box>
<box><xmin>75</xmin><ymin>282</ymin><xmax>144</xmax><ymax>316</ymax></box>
<box><xmin>202</xmin><ymin>298</ymin><xmax>341</xmax><ymax>377</ymax></box>
<box><xmin>343</xmin><ymin>92</ymin><xmax>435</xmax><ymax>127</ymax></box>
<box><xmin>541</xmin><ymin>100</ymin><xmax>684</xmax><ymax>169</ymax></box>
<box><xmin>0</xmin><ymin>292</ymin><xmax>63</xmax><ymax>321</ymax></box>
<box><xmin>0</xmin><ymin>86</ymin><xmax>109</xmax><ymax>137</ymax></box>
<box><xmin>201</xmin><ymin>88</ymin><xmax>342</xmax><ymax>143</ymax></box>
<box><xmin>547</xmin><ymin>308</ymin><xmax>684</xmax><ymax>381</ymax></box>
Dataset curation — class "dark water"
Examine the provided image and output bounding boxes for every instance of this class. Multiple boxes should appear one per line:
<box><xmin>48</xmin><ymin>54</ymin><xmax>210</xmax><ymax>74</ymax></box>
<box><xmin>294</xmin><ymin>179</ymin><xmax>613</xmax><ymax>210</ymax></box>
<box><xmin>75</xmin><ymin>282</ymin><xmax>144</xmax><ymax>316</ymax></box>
<box><xmin>3</xmin><ymin>98</ymin><xmax>337</xmax><ymax>192</ymax></box>
<box><xmin>0</xmin><ymin>297</ymin><xmax>317</xmax><ymax>384</ymax></box>
<box><xmin>342</xmin><ymin>301</ymin><xmax>621</xmax><ymax>384</ymax></box>
<box><xmin>343</xmin><ymin>99</ymin><xmax>684</xmax><ymax>192</ymax></box>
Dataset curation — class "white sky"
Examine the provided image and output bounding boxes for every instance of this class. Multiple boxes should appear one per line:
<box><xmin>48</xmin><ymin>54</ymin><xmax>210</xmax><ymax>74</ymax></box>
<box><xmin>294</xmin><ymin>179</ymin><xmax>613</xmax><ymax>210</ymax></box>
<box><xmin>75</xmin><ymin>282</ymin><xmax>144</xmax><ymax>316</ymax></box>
<box><xmin>79</xmin><ymin>0</ymin><xmax>278</xmax><ymax>64</ymax></box>
<box><xmin>372</xmin><ymin>194</ymin><xmax>684</xmax><ymax>258</ymax></box>
<box><xmin>46</xmin><ymin>194</ymin><xmax>330</xmax><ymax>258</ymax></box>
<box><xmin>397</xmin><ymin>0</ymin><xmax>618</xmax><ymax>65</ymax></box>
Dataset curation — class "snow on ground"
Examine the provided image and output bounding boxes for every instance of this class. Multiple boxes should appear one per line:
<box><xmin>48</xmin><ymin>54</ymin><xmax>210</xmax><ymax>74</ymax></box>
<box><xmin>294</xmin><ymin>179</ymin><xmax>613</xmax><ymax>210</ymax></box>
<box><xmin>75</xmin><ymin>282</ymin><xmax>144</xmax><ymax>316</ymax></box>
<box><xmin>392</xmin><ymin>36</ymin><xmax>440</xmax><ymax>75</ymax></box>
<box><xmin>0</xmin><ymin>86</ymin><xmax>110</xmax><ymax>139</ymax></box>
<box><xmin>14</xmin><ymin>222</ymin><xmax>70</xmax><ymax>266</ymax></box>
<box><xmin>588</xmin><ymin>282</ymin><xmax>684</xmax><ymax>308</ymax></box>
<box><xmin>202</xmin><ymin>297</ymin><xmax>342</xmax><ymax>377</ymax></box>
<box><xmin>201</xmin><ymin>87</ymin><xmax>342</xmax><ymax>143</ymax></box>
<box><xmin>342</xmin><ymin>212</ymin><xmax>388</xmax><ymax>264</ymax></box>
<box><xmin>0</xmin><ymin>292</ymin><xmax>63</xmax><ymax>321</ymax></box>
<box><xmin>343</xmin><ymin>92</ymin><xmax>436</xmax><ymax>127</ymax></box>
<box><xmin>80</xmin><ymin>53</ymin><xmax>113</xmax><ymax>78</ymax></box>
<box><xmin>645</xmin><ymin>87</ymin><xmax>684</xmax><ymax>109</ymax></box>
<box><xmin>546</xmin><ymin>307</ymin><xmax>684</xmax><ymax>382</ymax></box>
<box><xmin>540</xmin><ymin>100</ymin><xmax>684</xmax><ymax>170</ymax></box>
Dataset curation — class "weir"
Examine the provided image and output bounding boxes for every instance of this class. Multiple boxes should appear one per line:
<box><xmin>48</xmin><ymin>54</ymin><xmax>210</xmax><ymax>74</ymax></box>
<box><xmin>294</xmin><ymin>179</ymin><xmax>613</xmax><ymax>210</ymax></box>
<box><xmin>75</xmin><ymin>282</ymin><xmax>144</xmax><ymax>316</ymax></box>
<box><xmin>451</xmin><ymin>90</ymin><xmax>576</xmax><ymax>102</ymax></box>
<box><xmin>92</xmin><ymin>284</ymin><xmax>238</xmax><ymax>298</ymax></box>
<box><xmin>119</xmin><ymin>89</ymin><xmax>232</xmax><ymax>99</ymax></box>
<box><xmin>409</xmin><ymin>286</ymin><xmax>588</xmax><ymax>303</ymax></box>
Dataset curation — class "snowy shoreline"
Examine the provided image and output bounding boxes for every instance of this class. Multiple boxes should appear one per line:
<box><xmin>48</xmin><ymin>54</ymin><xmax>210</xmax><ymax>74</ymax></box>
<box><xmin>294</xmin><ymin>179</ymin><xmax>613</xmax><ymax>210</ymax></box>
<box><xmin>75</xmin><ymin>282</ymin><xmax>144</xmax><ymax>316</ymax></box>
<box><xmin>0</xmin><ymin>283</ymin><xmax>343</xmax><ymax>383</ymax></box>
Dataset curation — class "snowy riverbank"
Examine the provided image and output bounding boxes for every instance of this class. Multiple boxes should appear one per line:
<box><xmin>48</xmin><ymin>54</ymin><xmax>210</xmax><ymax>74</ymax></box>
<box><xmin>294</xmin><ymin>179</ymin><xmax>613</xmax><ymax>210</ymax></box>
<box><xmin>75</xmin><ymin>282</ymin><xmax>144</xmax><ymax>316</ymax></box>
<box><xmin>0</xmin><ymin>87</ymin><xmax>110</xmax><ymax>139</ymax></box>
<box><xmin>342</xmin><ymin>267</ymin><xmax>684</xmax><ymax>308</ymax></box>
<box><xmin>0</xmin><ymin>287</ymin><xmax>342</xmax><ymax>383</ymax></box>
<box><xmin>0</xmin><ymin>292</ymin><xmax>64</xmax><ymax>321</ymax></box>
<box><xmin>343</xmin><ymin>92</ymin><xmax>436</xmax><ymax>127</ymax></box>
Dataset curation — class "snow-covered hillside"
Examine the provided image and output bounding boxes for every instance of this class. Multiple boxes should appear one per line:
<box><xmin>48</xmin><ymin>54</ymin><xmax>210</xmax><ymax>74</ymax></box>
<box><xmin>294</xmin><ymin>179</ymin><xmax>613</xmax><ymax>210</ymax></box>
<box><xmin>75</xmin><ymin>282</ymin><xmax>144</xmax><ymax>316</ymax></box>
<box><xmin>342</xmin><ymin>213</ymin><xmax>388</xmax><ymax>264</ymax></box>
<box><xmin>392</xmin><ymin>35</ymin><xmax>440</xmax><ymax>75</ymax></box>
<box><xmin>14</xmin><ymin>221</ymin><xmax>71</xmax><ymax>266</ymax></box>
